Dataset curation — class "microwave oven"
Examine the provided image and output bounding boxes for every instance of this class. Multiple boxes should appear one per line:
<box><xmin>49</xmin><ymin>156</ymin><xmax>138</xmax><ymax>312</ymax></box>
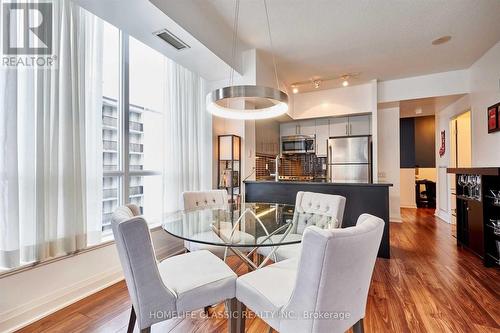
<box><xmin>281</xmin><ymin>135</ymin><xmax>316</xmax><ymax>154</ymax></box>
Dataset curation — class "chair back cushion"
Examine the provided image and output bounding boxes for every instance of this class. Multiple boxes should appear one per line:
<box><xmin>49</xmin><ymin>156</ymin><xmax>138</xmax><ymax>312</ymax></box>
<box><xmin>294</xmin><ymin>192</ymin><xmax>346</xmax><ymax>232</ymax></box>
<box><xmin>111</xmin><ymin>205</ymin><xmax>176</xmax><ymax>329</ymax></box>
<box><xmin>281</xmin><ymin>214</ymin><xmax>384</xmax><ymax>333</ymax></box>
<box><xmin>182</xmin><ymin>190</ymin><xmax>229</xmax><ymax>211</ymax></box>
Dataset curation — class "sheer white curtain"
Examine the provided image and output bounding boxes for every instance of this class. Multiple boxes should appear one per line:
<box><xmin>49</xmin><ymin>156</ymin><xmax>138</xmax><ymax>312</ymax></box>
<box><xmin>164</xmin><ymin>59</ymin><xmax>212</xmax><ymax>213</ymax></box>
<box><xmin>0</xmin><ymin>1</ymin><xmax>102</xmax><ymax>269</ymax></box>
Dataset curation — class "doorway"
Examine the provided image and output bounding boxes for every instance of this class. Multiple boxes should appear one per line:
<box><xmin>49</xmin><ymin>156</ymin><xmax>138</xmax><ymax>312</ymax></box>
<box><xmin>449</xmin><ymin>110</ymin><xmax>472</xmax><ymax>237</ymax></box>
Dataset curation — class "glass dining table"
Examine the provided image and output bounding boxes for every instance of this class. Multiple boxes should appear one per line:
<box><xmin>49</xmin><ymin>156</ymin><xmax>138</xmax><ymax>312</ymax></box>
<box><xmin>162</xmin><ymin>202</ymin><xmax>338</xmax><ymax>270</ymax></box>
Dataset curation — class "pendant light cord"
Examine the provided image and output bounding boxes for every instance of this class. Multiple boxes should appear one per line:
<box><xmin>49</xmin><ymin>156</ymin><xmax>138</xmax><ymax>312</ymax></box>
<box><xmin>229</xmin><ymin>0</ymin><xmax>240</xmax><ymax>86</ymax></box>
<box><xmin>264</xmin><ymin>0</ymin><xmax>280</xmax><ymax>90</ymax></box>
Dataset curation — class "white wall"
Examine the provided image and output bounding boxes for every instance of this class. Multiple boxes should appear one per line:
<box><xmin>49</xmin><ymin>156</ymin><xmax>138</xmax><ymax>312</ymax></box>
<box><xmin>377</xmin><ymin>106</ymin><xmax>402</xmax><ymax>222</ymax></box>
<box><xmin>292</xmin><ymin>83</ymin><xmax>373</xmax><ymax>119</ymax></box>
<box><xmin>400</xmin><ymin>168</ymin><xmax>416</xmax><ymax>208</ymax></box>
<box><xmin>378</xmin><ymin>69</ymin><xmax>469</xmax><ymax>103</ymax></box>
<box><xmin>0</xmin><ymin>230</ymin><xmax>182</xmax><ymax>332</ymax></box>
<box><xmin>469</xmin><ymin>42</ymin><xmax>500</xmax><ymax>166</ymax></box>
<box><xmin>434</xmin><ymin>41</ymin><xmax>500</xmax><ymax>223</ymax></box>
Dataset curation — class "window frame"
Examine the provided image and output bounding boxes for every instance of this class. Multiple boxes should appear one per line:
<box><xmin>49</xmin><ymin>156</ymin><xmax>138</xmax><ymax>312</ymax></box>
<box><xmin>102</xmin><ymin>32</ymin><xmax>163</xmax><ymax>235</ymax></box>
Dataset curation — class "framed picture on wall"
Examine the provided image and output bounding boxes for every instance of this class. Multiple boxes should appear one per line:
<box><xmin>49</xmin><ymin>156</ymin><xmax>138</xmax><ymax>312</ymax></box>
<box><xmin>487</xmin><ymin>103</ymin><xmax>499</xmax><ymax>133</ymax></box>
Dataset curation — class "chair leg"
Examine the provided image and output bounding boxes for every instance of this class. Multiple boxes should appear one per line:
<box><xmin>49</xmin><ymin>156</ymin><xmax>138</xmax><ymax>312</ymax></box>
<box><xmin>127</xmin><ymin>306</ymin><xmax>136</xmax><ymax>333</ymax></box>
<box><xmin>353</xmin><ymin>318</ymin><xmax>364</xmax><ymax>333</ymax></box>
<box><xmin>227</xmin><ymin>298</ymin><xmax>238</xmax><ymax>333</ymax></box>
<box><xmin>238</xmin><ymin>301</ymin><xmax>246</xmax><ymax>333</ymax></box>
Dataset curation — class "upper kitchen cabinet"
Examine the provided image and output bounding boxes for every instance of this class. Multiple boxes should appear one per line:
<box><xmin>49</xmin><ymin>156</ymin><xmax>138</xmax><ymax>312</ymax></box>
<box><xmin>280</xmin><ymin>122</ymin><xmax>298</xmax><ymax>136</ymax></box>
<box><xmin>297</xmin><ymin>119</ymin><xmax>316</xmax><ymax>136</ymax></box>
<box><xmin>280</xmin><ymin>120</ymin><xmax>316</xmax><ymax>136</ymax></box>
<box><xmin>315</xmin><ymin>118</ymin><xmax>329</xmax><ymax>157</ymax></box>
<box><xmin>329</xmin><ymin>117</ymin><xmax>349</xmax><ymax>137</ymax></box>
<box><xmin>329</xmin><ymin>115</ymin><xmax>371</xmax><ymax>137</ymax></box>
<box><xmin>348</xmin><ymin>115</ymin><xmax>371</xmax><ymax>136</ymax></box>
<box><xmin>256</xmin><ymin>119</ymin><xmax>280</xmax><ymax>156</ymax></box>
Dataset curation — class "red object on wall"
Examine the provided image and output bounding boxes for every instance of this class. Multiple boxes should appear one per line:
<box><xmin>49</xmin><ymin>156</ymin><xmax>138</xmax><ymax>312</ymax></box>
<box><xmin>439</xmin><ymin>130</ymin><xmax>446</xmax><ymax>157</ymax></box>
<box><xmin>488</xmin><ymin>104</ymin><xmax>499</xmax><ymax>133</ymax></box>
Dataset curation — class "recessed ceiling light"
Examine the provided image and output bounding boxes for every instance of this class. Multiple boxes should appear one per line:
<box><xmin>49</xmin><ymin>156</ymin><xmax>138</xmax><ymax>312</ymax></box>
<box><xmin>292</xmin><ymin>87</ymin><xmax>299</xmax><ymax>94</ymax></box>
<box><xmin>342</xmin><ymin>80</ymin><xmax>349</xmax><ymax>87</ymax></box>
<box><xmin>432</xmin><ymin>35</ymin><xmax>452</xmax><ymax>46</ymax></box>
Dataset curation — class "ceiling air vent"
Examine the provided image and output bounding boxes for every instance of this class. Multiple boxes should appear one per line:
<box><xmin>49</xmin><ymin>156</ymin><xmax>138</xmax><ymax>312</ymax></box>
<box><xmin>154</xmin><ymin>29</ymin><xmax>190</xmax><ymax>51</ymax></box>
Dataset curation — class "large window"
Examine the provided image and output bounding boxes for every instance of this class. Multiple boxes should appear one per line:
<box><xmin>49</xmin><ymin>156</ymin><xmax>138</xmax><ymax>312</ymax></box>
<box><xmin>0</xmin><ymin>3</ymin><xmax>209</xmax><ymax>273</ymax></box>
<box><xmin>100</xmin><ymin>27</ymin><xmax>166</xmax><ymax>234</ymax></box>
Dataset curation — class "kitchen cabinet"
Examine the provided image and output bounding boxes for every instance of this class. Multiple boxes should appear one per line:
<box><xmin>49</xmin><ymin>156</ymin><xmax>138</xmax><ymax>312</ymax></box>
<box><xmin>329</xmin><ymin>117</ymin><xmax>349</xmax><ymax>137</ymax></box>
<box><xmin>280</xmin><ymin>122</ymin><xmax>298</xmax><ymax>136</ymax></box>
<box><xmin>280</xmin><ymin>114</ymin><xmax>371</xmax><ymax>155</ymax></box>
<box><xmin>329</xmin><ymin>115</ymin><xmax>371</xmax><ymax>137</ymax></box>
<box><xmin>280</xmin><ymin>120</ymin><xmax>316</xmax><ymax>136</ymax></box>
<box><xmin>256</xmin><ymin>120</ymin><xmax>280</xmax><ymax>156</ymax></box>
<box><xmin>297</xmin><ymin>120</ymin><xmax>316</xmax><ymax>136</ymax></box>
<box><xmin>349</xmin><ymin>115</ymin><xmax>371</xmax><ymax>136</ymax></box>
<box><xmin>315</xmin><ymin>118</ymin><xmax>329</xmax><ymax>157</ymax></box>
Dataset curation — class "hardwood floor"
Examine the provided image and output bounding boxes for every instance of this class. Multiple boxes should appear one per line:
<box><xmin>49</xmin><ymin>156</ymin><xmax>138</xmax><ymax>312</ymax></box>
<box><xmin>17</xmin><ymin>208</ymin><xmax>500</xmax><ymax>333</ymax></box>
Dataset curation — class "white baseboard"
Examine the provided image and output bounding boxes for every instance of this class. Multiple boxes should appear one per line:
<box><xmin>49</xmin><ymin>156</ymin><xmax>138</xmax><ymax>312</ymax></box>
<box><xmin>400</xmin><ymin>205</ymin><xmax>417</xmax><ymax>209</ymax></box>
<box><xmin>0</xmin><ymin>266</ymin><xmax>123</xmax><ymax>333</ymax></box>
<box><xmin>435</xmin><ymin>210</ymin><xmax>451</xmax><ymax>224</ymax></box>
<box><xmin>0</xmin><ymin>240</ymin><xmax>184</xmax><ymax>333</ymax></box>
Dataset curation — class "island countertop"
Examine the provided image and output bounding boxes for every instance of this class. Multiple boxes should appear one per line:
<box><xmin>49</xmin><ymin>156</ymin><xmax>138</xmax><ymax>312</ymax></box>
<box><xmin>244</xmin><ymin>180</ymin><xmax>393</xmax><ymax>187</ymax></box>
<box><xmin>244</xmin><ymin>180</ymin><xmax>391</xmax><ymax>258</ymax></box>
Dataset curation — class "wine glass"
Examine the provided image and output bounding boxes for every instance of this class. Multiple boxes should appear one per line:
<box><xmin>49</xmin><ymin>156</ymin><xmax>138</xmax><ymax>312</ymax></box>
<box><xmin>466</xmin><ymin>175</ymin><xmax>474</xmax><ymax>198</ymax></box>
<box><xmin>458</xmin><ymin>175</ymin><xmax>466</xmax><ymax>196</ymax></box>
<box><xmin>475</xmin><ymin>175</ymin><xmax>481</xmax><ymax>200</ymax></box>
<box><xmin>469</xmin><ymin>175</ymin><xmax>477</xmax><ymax>199</ymax></box>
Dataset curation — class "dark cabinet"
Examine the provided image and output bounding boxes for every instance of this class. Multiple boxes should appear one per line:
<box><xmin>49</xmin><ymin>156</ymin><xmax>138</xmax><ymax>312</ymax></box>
<box><xmin>456</xmin><ymin>194</ymin><xmax>484</xmax><ymax>258</ymax></box>
<box><xmin>448</xmin><ymin>167</ymin><xmax>500</xmax><ymax>267</ymax></box>
<box><xmin>466</xmin><ymin>200</ymin><xmax>484</xmax><ymax>257</ymax></box>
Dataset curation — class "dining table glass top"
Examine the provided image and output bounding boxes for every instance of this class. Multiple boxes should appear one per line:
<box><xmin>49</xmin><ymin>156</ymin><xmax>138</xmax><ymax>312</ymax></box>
<box><xmin>162</xmin><ymin>202</ymin><xmax>338</xmax><ymax>248</ymax></box>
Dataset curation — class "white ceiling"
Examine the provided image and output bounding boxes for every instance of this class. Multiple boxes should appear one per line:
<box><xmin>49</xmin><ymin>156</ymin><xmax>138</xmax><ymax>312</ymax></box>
<box><xmin>76</xmin><ymin>0</ymin><xmax>231</xmax><ymax>81</ymax></box>
<box><xmin>156</xmin><ymin>0</ymin><xmax>500</xmax><ymax>86</ymax></box>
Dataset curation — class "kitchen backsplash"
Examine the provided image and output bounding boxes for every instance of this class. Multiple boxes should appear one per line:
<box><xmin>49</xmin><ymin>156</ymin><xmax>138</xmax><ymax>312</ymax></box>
<box><xmin>256</xmin><ymin>154</ymin><xmax>327</xmax><ymax>180</ymax></box>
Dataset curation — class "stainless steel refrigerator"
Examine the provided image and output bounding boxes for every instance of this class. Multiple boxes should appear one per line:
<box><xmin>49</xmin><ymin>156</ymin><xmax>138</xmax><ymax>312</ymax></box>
<box><xmin>327</xmin><ymin>136</ymin><xmax>372</xmax><ymax>183</ymax></box>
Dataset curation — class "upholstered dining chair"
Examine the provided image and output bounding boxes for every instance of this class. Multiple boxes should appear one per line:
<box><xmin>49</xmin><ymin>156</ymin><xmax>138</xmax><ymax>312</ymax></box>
<box><xmin>257</xmin><ymin>191</ymin><xmax>346</xmax><ymax>262</ymax></box>
<box><xmin>182</xmin><ymin>190</ymin><xmax>254</xmax><ymax>258</ymax></box>
<box><xmin>237</xmin><ymin>214</ymin><xmax>384</xmax><ymax>333</ymax></box>
<box><xmin>111</xmin><ymin>204</ymin><xmax>238</xmax><ymax>333</ymax></box>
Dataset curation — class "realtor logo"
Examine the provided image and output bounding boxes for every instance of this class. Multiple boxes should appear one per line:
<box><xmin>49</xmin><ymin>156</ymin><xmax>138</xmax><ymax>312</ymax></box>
<box><xmin>2</xmin><ymin>1</ymin><xmax>55</xmax><ymax>67</ymax></box>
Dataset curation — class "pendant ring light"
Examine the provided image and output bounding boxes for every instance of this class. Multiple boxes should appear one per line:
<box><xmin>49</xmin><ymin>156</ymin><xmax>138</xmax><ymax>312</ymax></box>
<box><xmin>206</xmin><ymin>0</ymin><xmax>289</xmax><ymax>120</ymax></box>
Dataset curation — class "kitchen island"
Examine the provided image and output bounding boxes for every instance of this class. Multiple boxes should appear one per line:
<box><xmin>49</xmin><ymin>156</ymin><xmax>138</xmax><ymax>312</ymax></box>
<box><xmin>244</xmin><ymin>180</ymin><xmax>392</xmax><ymax>258</ymax></box>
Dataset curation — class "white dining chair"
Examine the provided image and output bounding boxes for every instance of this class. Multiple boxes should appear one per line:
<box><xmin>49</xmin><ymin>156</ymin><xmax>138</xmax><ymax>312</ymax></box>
<box><xmin>111</xmin><ymin>204</ymin><xmax>239</xmax><ymax>333</ymax></box>
<box><xmin>182</xmin><ymin>190</ymin><xmax>254</xmax><ymax>258</ymax></box>
<box><xmin>236</xmin><ymin>213</ymin><xmax>384</xmax><ymax>333</ymax></box>
<box><xmin>257</xmin><ymin>191</ymin><xmax>346</xmax><ymax>262</ymax></box>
